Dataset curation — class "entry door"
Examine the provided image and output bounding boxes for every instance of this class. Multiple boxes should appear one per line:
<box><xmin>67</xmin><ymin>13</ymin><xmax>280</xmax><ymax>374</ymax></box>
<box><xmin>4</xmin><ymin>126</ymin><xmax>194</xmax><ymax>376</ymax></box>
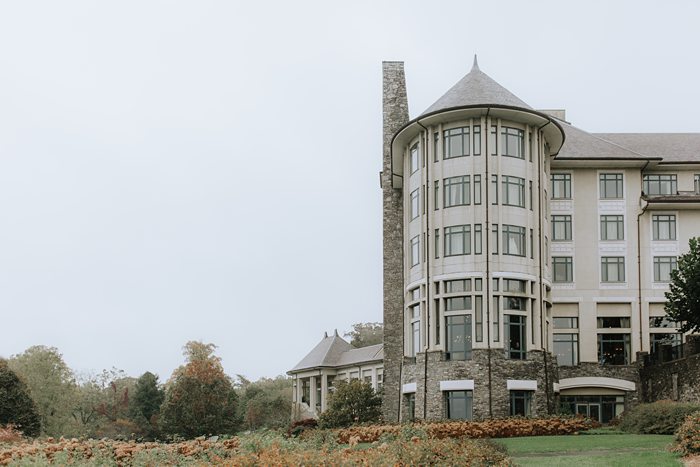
<box><xmin>588</xmin><ymin>404</ymin><xmax>601</xmax><ymax>422</ymax></box>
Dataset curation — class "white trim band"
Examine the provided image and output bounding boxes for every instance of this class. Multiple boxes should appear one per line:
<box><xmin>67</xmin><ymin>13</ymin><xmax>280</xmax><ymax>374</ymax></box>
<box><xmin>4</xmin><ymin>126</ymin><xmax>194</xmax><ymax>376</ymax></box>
<box><xmin>402</xmin><ymin>383</ymin><xmax>417</xmax><ymax>394</ymax></box>
<box><xmin>559</xmin><ymin>377</ymin><xmax>635</xmax><ymax>392</ymax></box>
<box><xmin>507</xmin><ymin>379</ymin><xmax>538</xmax><ymax>391</ymax></box>
<box><xmin>439</xmin><ymin>379</ymin><xmax>474</xmax><ymax>391</ymax></box>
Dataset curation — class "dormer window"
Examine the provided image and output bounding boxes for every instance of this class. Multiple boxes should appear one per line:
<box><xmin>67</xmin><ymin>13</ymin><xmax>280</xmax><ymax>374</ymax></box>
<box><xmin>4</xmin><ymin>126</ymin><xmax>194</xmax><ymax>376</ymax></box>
<box><xmin>643</xmin><ymin>174</ymin><xmax>677</xmax><ymax>195</ymax></box>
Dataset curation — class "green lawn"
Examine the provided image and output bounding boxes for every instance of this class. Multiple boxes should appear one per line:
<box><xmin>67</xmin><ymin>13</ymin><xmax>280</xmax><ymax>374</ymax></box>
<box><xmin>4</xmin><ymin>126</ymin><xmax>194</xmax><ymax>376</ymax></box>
<box><xmin>497</xmin><ymin>430</ymin><xmax>681</xmax><ymax>466</ymax></box>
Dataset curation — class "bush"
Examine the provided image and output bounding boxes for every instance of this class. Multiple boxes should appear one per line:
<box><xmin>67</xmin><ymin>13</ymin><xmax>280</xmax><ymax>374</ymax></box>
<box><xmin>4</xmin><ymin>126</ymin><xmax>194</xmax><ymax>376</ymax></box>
<box><xmin>287</xmin><ymin>418</ymin><xmax>317</xmax><ymax>437</ymax></box>
<box><xmin>674</xmin><ymin>411</ymin><xmax>700</xmax><ymax>456</ymax></box>
<box><xmin>0</xmin><ymin>360</ymin><xmax>40</xmax><ymax>437</ymax></box>
<box><xmin>618</xmin><ymin>401</ymin><xmax>700</xmax><ymax>434</ymax></box>
<box><xmin>318</xmin><ymin>379</ymin><xmax>382</xmax><ymax>429</ymax></box>
<box><xmin>0</xmin><ymin>425</ymin><xmax>23</xmax><ymax>444</ymax></box>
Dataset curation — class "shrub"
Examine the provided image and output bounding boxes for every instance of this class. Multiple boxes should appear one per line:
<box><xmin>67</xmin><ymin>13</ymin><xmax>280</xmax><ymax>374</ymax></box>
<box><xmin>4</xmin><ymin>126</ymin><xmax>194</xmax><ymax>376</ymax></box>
<box><xmin>0</xmin><ymin>360</ymin><xmax>40</xmax><ymax>437</ymax></box>
<box><xmin>619</xmin><ymin>401</ymin><xmax>700</xmax><ymax>434</ymax></box>
<box><xmin>673</xmin><ymin>411</ymin><xmax>700</xmax><ymax>456</ymax></box>
<box><xmin>287</xmin><ymin>418</ymin><xmax>317</xmax><ymax>437</ymax></box>
<box><xmin>0</xmin><ymin>425</ymin><xmax>23</xmax><ymax>444</ymax></box>
<box><xmin>318</xmin><ymin>379</ymin><xmax>382</xmax><ymax>429</ymax></box>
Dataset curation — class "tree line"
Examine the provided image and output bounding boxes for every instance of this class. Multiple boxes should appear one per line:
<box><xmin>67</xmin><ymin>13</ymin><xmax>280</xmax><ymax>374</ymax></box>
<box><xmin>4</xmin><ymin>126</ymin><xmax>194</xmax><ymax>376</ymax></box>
<box><xmin>0</xmin><ymin>341</ymin><xmax>291</xmax><ymax>439</ymax></box>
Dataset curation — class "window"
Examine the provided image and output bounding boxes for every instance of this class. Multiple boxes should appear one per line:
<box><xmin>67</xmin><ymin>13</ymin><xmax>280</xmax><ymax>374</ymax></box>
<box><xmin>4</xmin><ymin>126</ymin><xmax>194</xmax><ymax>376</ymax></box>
<box><xmin>410</xmin><ymin>236</ymin><xmax>420</xmax><ymax>267</ymax></box>
<box><xmin>597</xmin><ymin>317</ymin><xmax>631</xmax><ymax>328</ymax></box>
<box><xmin>600</xmin><ymin>215</ymin><xmax>624</xmax><ymax>240</ymax></box>
<box><xmin>654</xmin><ymin>256</ymin><xmax>677</xmax><ymax>282</ymax></box>
<box><xmin>409</xmin><ymin>305</ymin><xmax>420</xmax><ymax>357</ymax></box>
<box><xmin>503</xmin><ymin>279</ymin><xmax>526</xmax><ymax>293</ymax></box>
<box><xmin>362</xmin><ymin>369</ymin><xmax>372</xmax><ymax>384</ymax></box>
<box><xmin>601</xmin><ymin>257</ymin><xmax>625</xmax><ymax>282</ymax></box>
<box><xmin>552</xmin><ymin>215</ymin><xmax>572</xmax><ymax>241</ymax></box>
<box><xmin>445</xmin><ymin>314</ymin><xmax>472</xmax><ymax>360</ymax></box>
<box><xmin>475</xmin><ymin>296</ymin><xmax>483</xmax><ymax>342</ymax></box>
<box><xmin>490</xmin><ymin>125</ymin><xmax>498</xmax><ymax>155</ymax></box>
<box><xmin>474</xmin><ymin>175</ymin><xmax>482</xmax><ymax>204</ymax></box>
<box><xmin>504</xmin><ymin>296</ymin><xmax>527</xmax><ymax>311</ymax></box>
<box><xmin>473</xmin><ymin>125</ymin><xmax>481</xmax><ymax>155</ymax></box>
<box><xmin>510</xmin><ymin>391</ymin><xmax>532</xmax><ymax>416</ymax></box>
<box><xmin>643</xmin><ymin>174</ymin><xmax>677</xmax><ymax>195</ymax></box>
<box><xmin>554</xmin><ymin>333</ymin><xmax>579</xmax><ymax>366</ymax></box>
<box><xmin>598</xmin><ymin>333</ymin><xmax>630</xmax><ymax>365</ymax></box>
<box><xmin>502</xmin><ymin>176</ymin><xmax>525</xmax><ymax>207</ymax></box>
<box><xmin>553</xmin><ymin>317</ymin><xmax>578</xmax><ymax>329</ymax></box>
<box><xmin>301</xmin><ymin>378</ymin><xmax>310</xmax><ymax>404</ymax></box>
<box><xmin>474</xmin><ymin>224</ymin><xmax>482</xmax><ymax>255</ymax></box>
<box><xmin>434</xmin><ymin>229</ymin><xmax>440</xmax><ymax>259</ymax></box>
<box><xmin>410</xmin><ymin>189</ymin><xmax>419</xmax><ymax>220</ymax></box>
<box><xmin>502</xmin><ymin>225</ymin><xmax>526</xmax><ymax>256</ymax></box>
<box><xmin>433</xmin><ymin>133</ymin><xmax>439</xmax><ymax>162</ymax></box>
<box><xmin>552</xmin><ymin>256</ymin><xmax>573</xmax><ymax>283</ymax></box>
<box><xmin>444</xmin><ymin>127</ymin><xmax>470</xmax><ymax>158</ymax></box>
<box><xmin>551</xmin><ymin>173</ymin><xmax>571</xmax><ymax>199</ymax></box>
<box><xmin>410</xmin><ymin>144</ymin><xmax>419</xmax><ymax>174</ymax></box>
<box><xmin>505</xmin><ymin>315</ymin><xmax>526</xmax><ymax>359</ymax></box>
<box><xmin>444</xmin><ymin>225</ymin><xmax>471</xmax><ymax>256</ymax></box>
<box><xmin>406</xmin><ymin>393</ymin><xmax>415</xmax><ymax>421</ymax></box>
<box><xmin>491</xmin><ymin>175</ymin><xmax>498</xmax><ymax>204</ymax></box>
<box><xmin>502</xmin><ymin>127</ymin><xmax>524</xmax><ymax>158</ymax></box>
<box><xmin>695</xmin><ymin>174</ymin><xmax>700</xmax><ymax>194</ymax></box>
<box><xmin>599</xmin><ymin>173</ymin><xmax>623</xmax><ymax>199</ymax></box>
<box><xmin>410</xmin><ymin>287</ymin><xmax>420</xmax><ymax>302</ymax></box>
<box><xmin>491</xmin><ymin>224</ymin><xmax>499</xmax><ymax>255</ymax></box>
<box><xmin>650</xmin><ymin>333</ymin><xmax>682</xmax><ymax>359</ymax></box>
<box><xmin>445</xmin><ymin>279</ymin><xmax>471</xmax><ymax>293</ymax></box>
<box><xmin>445</xmin><ymin>296</ymin><xmax>471</xmax><ymax>311</ymax></box>
<box><xmin>434</xmin><ymin>181</ymin><xmax>439</xmax><ymax>210</ymax></box>
<box><xmin>649</xmin><ymin>316</ymin><xmax>680</xmax><ymax>328</ymax></box>
<box><xmin>652</xmin><ymin>214</ymin><xmax>676</xmax><ymax>240</ymax></box>
<box><xmin>446</xmin><ymin>390</ymin><xmax>473</xmax><ymax>420</ymax></box>
<box><xmin>444</xmin><ymin>176</ymin><xmax>470</xmax><ymax>207</ymax></box>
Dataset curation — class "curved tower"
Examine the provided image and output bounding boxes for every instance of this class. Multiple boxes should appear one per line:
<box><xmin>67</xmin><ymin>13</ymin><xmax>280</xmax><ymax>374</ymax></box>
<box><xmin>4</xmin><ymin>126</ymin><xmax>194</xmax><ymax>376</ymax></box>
<box><xmin>382</xmin><ymin>58</ymin><xmax>566</xmax><ymax>421</ymax></box>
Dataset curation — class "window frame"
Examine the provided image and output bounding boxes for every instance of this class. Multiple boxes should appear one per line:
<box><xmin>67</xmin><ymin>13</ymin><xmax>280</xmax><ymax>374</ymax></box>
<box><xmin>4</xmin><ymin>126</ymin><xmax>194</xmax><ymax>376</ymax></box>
<box><xmin>444</xmin><ymin>176</ymin><xmax>471</xmax><ymax>208</ymax></box>
<box><xmin>502</xmin><ymin>224</ymin><xmax>526</xmax><ymax>257</ymax></box>
<box><xmin>643</xmin><ymin>174</ymin><xmax>677</xmax><ymax>196</ymax></box>
<box><xmin>505</xmin><ymin>314</ymin><xmax>526</xmax><ymax>360</ymax></box>
<box><xmin>652</xmin><ymin>214</ymin><xmax>676</xmax><ymax>241</ymax></box>
<box><xmin>445</xmin><ymin>314</ymin><xmax>473</xmax><ymax>361</ymax></box>
<box><xmin>502</xmin><ymin>175</ymin><xmax>526</xmax><ymax>208</ymax></box>
<box><xmin>601</xmin><ymin>256</ymin><xmax>625</xmax><ymax>283</ymax></box>
<box><xmin>509</xmin><ymin>390</ymin><xmax>533</xmax><ymax>416</ymax></box>
<box><xmin>599</xmin><ymin>173</ymin><xmax>624</xmax><ymax>199</ymax></box>
<box><xmin>551</xmin><ymin>173</ymin><xmax>572</xmax><ymax>199</ymax></box>
<box><xmin>443</xmin><ymin>127</ymin><xmax>470</xmax><ymax>159</ymax></box>
<box><xmin>551</xmin><ymin>215</ymin><xmax>572</xmax><ymax>242</ymax></box>
<box><xmin>653</xmin><ymin>256</ymin><xmax>677</xmax><ymax>282</ymax></box>
<box><xmin>600</xmin><ymin>215</ymin><xmax>624</xmax><ymax>241</ymax></box>
<box><xmin>501</xmin><ymin>127</ymin><xmax>524</xmax><ymax>159</ymax></box>
<box><xmin>410</xmin><ymin>188</ymin><xmax>420</xmax><ymax>220</ymax></box>
<box><xmin>410</xmin><ymin>235</ymin><xmax>420</xmax><ymax>267</ymax></box>
<box><xmin>445</xmin><ymin>390</ymin><xmax>473</xmax><ymax>420</ymax></box>
<box><xmin>597</xmin><ymin>333</ymin><xmax>631</xmax><ymax>365</ymax></box>
<box><xmin>444</xmin><ymin>225</ymin><xmax>471</xmax><ymax>256</ymax></box>
<box><xmin>410</xmin><ymin>144</ymin><xmax>419</xmax><ymax>174</ymax></box>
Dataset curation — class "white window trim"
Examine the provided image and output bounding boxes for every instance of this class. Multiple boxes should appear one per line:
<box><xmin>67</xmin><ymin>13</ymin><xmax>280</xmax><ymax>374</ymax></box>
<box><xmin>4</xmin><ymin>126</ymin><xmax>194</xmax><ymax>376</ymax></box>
<box><xmin>440</xmin><ymin>379</ymin><xmax>475</xmax><ymax>391</ymax></box>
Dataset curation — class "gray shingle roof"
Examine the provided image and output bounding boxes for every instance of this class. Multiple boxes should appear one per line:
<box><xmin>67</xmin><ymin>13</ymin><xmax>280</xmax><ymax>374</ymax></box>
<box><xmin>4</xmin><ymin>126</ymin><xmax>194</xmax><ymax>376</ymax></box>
<box><xmin>555</xmin><ymin>120</ymin><xmax>650</xmax><ymax>160</ymax></box>
<box><xmin>421</xmin><ymin>57</ymin><xmax>531</xmax><ymax>116</ymax></box>
<box><xmin>593</xmin><ymin>133</ymin><xmax>700</xmax><ymax>163</ymax></box>
<box><xmin>289</xmin><ymin>334</ymin><xmax>384</xmax><ymax>373</ymax></box>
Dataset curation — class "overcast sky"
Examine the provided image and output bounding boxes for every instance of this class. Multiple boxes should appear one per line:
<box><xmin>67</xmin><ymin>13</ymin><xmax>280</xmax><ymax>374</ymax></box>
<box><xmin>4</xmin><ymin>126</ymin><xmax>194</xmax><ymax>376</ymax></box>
<box><xmin>1</xmin><ymin>0</ymin><xmax>699</xmax><ymax>382</ymax></box>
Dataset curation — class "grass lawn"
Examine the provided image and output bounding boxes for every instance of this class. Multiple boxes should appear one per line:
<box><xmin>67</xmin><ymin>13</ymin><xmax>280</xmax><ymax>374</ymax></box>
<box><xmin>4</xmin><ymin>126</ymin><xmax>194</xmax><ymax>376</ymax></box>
<box><xmin>497</xmin><ymin>429</ymin><xmax>681</xmax><ymax>466</ymax></box>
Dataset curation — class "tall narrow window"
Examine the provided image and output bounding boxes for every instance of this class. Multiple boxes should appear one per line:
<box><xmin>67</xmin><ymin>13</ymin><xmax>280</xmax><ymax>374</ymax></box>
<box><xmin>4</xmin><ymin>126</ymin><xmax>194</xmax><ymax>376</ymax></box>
<box><xmin>529</xmin><ymin>181</ymin><xmax>533</xmax><ymax>210</ymax></box>
<box><xmin>695</xmin><ymin>174</ymin><xmax>700</xmax><ymax>194</ymax></box>
<box><xmin>474</xmin><ymin>175</ymin><xmax>482</xmax><ymax>205</ymax></box>
<box><xmin>444</xmin><ymin>176</ymin><xmax>471</xmax><ymax>207</ymax></box>
<box><xmin>434</xmin><ymin>229</ymin><xmax>440</xmax><ymax>259</ymax></box>
<box><xmin>445</xmin><ymin>314</ymin><xmax>472</xmax><ymax>360</ymax></box>
<box><xmin>599</xmin><ymin>173</ymin><xmax>623</xmax><ymax>199</ymax></box>
<box><xmin>490</xmin><ymin>125</ymin><xmax>498</xmax><ymax>155</ymax></box>
<box><xmin>529</xmin><ymin>229</ymin><xmax>534</xmax><ymax>259</ymax></box>
<box><xmin>434</xmin><ymin>181</ymin><xmax>439</xmax><ymax>210</ymax></box>
<box><xmin>491</xmin><ymin>224</ymin><xmax>499</xmax><ymax>255</ymax></box>
<box><xmin>446</xmin><ymin>390</ymin><xmax>473</xmax><ymax>420</ymax></box>
<box><xmin>600</xmin><ymin>215</ymin><xmax>624</xmax><ymax>240</ymax></box>
<box><xmin>433</xmin><ymin>133</ymin><xmax>439</xmax><ymax>162</ymax></box>
<box><xmin>510</xmin><ymin>391</ymin><xmax>533</xmax><ymax>416</ymax></box>
<box><xmin>598</xmin><ymin>333</ymin><xmax>630</xmax><ymax>365</ymax></box>
<box><xmin>554</xmin><ymin>333</ymin><xmax>579</xmax><ymax>366</ymax></box>
<box><xmin>474</xmin><ymin>224</ymin><xmax>482</xmax><ymax>255</ymax></box>
<box><xmin>475</xmin><ymin>296</ymin><xmax>483</xmax><ymax>342</ymax></box>
<box><xmin>410</xmin><ymin>144</ymin><xmax>419</xmax><ymax>174</ymax></box>
<box><xmin>473</xmin><ymin>125</ymin><xmax>481</xmax><ymax>155</ymax></box>
<box><xmin>551</xmin><ymin>173</ymin><xmax>572</xmax><ymax>199</ymax></box>
<box><xmin>643</xmin><ymin>174</ymin><xmax>677</xmax><ymax>195</ymax></box>
<box><xmin>601</xmin><ymin>257</ymin><xmax>625</xmax><ymax>282</ymax></box>
<box><xmin>443</xmin><ymin>127</ymin><xmax>470</xmax><ymax>159</ymax></box>
<box><xmin>409</xmin><ymin>305</ymin><xmax>420</xmax><ymax>357</ymax></box>
<box><xmin>410</xmin><ymin>188</ymin><xmax>419</xmax><ymax>220</ymax></box>
<box><xmin>551</xmin><ymin>215</ymin><xmax>572</xmax><ymax>241</ymax></box>
<box><xmin>444</xmin><ymin>225</ymin><xmax>471</xmax><ymax>256</ymax></box>
<box><xmin>652</xmin><ymin>214</ymin><xmax>676</xmax><ymax>240</ymax></box>
<box><xmin>502</xmin><ymin>176</ymin><xmax>526</xmax><ymax>207</ymax></box>
<box><xmin>502</xmin><ymin>127</ymin><xmax>524</xmax><ymax>159</ymax></box>
<box><xmin>410</xmin><ymin>236</ymin><xmax>420</xmax><ymax>267</ymax></box>
<box><xmin>505</xmin><ymin>315</ymin><xmax>526</xmax><ymax>359</ymax></box>
<box><xmin>493</xmin><ymin>296</ymin><xmax>500</xmax><ymax>341</ymax></box>
<box><xmin>491</xmin><ymin>175</ymin><xmax>498</xmax><ymax>205</ymax></box>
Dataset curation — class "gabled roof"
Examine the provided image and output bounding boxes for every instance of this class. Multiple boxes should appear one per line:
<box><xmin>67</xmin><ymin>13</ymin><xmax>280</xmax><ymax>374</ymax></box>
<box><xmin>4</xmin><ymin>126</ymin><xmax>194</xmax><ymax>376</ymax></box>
<box><xmin>289</xmin><ymin>333</ymin><xmax>354</xmax><ymax>373</ymax></box>
<box><xmin>593</xmin><ymin>133</ymin><xmax>700</xmax><ymax>163</ymax></box>
<box><xmin>421</xmin><ymin>56</ymin><xmax>532</xmax><ymax>116</ymax></box>
<box><xmin>555</xmin><ymin>120</ymin><xmax>652</xmax><ymax>160</ymax></box>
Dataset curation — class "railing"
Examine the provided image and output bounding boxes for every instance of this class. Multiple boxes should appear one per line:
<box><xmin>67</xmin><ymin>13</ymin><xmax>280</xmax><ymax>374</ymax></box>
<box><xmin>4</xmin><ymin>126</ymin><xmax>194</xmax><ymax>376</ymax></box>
<box><xmin>645</xmin><ymin>341</ymin><xmax>700</xmax><ymax>366</ymax></box>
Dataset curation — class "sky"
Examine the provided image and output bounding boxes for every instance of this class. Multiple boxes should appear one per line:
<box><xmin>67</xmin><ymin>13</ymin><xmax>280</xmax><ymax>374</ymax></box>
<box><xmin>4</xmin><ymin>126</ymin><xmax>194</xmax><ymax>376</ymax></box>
<box><xmin>1</xmin><ymin>0</ymin><xmax>699</xmax><ymax>382</ymax></box>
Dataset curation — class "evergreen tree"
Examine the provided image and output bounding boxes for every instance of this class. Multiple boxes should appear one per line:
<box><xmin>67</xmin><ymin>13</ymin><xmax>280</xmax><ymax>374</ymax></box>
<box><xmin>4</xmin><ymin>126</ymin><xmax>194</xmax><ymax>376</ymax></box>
<box><xmin>0</xmin><ymin>359</ymin><xmax>41</xmax><ymax>437</ymax></box>
<box><xmin>665</xmin><ymin>237</ymin><xmax>700</xmax><ymax>333</ymax></box>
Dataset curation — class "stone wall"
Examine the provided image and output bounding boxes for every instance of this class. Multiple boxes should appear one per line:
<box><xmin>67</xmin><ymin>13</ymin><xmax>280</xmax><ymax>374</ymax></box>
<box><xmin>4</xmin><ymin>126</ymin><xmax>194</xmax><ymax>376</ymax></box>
<box><xmin>640</xmin><ymin>335</ymin><xmax>700</xmax><ymax>403</ymax></box>
<box><xmin>401</xmin><ymin>349</ymin><xmax>557</xmax><ymax>421</ymax></box>
<box><xmin>558</xmin><ymin>361</ymin><xmax>641</xmax><ymax>411</ymax></box>
<box><xmin>381</xmin><ymin>61</ymin><xmax>409</xmax><ymax>423</ymax></box>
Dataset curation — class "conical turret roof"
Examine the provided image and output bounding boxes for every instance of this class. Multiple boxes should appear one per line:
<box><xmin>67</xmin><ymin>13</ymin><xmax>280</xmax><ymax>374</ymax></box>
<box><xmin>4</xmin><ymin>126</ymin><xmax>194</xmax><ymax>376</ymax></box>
<box><xmin>421</xmin><ymin>56</ymin><xmax>532</xmax><ymax>115</ymax></box>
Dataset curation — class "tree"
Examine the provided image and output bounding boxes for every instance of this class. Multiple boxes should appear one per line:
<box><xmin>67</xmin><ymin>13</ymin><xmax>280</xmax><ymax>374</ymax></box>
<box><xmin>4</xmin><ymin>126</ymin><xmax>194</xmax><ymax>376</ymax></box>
<box><xmin>160</xmin><ymin>341</ymin><xmax>239</xmax><ymax>438</ymax></box>
<box><xmin>8</xmin><ymin>346</ymin><xmax>78</xmax><ymax>437</ymax></box>
<box><xmin>665</xmin><ymin>237</ymin><xmax>700</xmax><ymax>334</ymax></box>
<box><xmin>318</xmin><ymin>379</ymin><xmax>382</xmax><ymax>428</ymax></box>
<box><xmin>129</xmin><ymin>372</ymin><xmax>164</xmax><ymax>438</ymax></box>
<box><xmin>0</xmin><ymin>359</ymin><xmax>41</xmax><ymax>437</ymax></box>
<box><xmin>344</xmin><ymin>322</ymin><xmax>383</xmax><ymax>348</ymax></box>
<box><xmin>236</xmin><ymin>375</ymin><xmax>292</xmax><ymax>430</ymax></box>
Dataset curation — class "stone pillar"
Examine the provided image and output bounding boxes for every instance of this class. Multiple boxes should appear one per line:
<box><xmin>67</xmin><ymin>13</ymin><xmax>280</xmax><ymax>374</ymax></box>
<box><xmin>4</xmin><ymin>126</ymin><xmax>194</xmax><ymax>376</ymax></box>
<box><xmin>309</xmin><ymin>376</ymin><xmax>317</xmax><ymax>414</ymax></box>
<box><xmin>320</xmin><ymin>373</ymin><xmax>328</xmax><ymax>412</ymax></box>
<box><xmin>381</xmin><ymin>61</ymin><xmax>409</xmax><ymax>422</ymax></box>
